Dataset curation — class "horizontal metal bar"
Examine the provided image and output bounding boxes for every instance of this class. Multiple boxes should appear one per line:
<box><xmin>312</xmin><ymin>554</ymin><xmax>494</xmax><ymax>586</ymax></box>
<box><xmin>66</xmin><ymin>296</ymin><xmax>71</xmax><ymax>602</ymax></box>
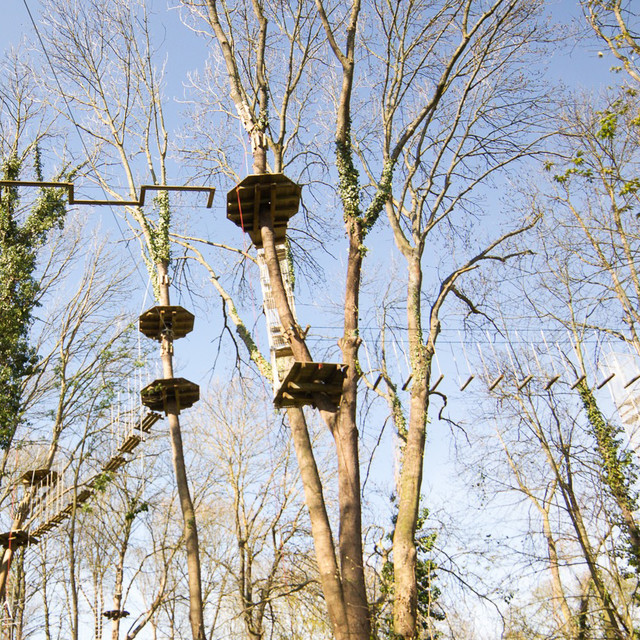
<box><xmin>0</xmin><ymin>180</ymin><xmax>215</xmax><ymax>208</ymax></box>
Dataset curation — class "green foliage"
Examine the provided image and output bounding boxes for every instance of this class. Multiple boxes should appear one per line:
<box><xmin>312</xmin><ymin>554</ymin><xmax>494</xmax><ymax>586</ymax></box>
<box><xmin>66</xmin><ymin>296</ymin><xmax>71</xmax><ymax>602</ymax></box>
<box><xmin>597</xmin><ymin>108</ymin><xmax>619</xmax><ymax>140</ymax></box>
<box><xmin>553</xmin><ymin>150</ymin><xmax>594</xmax><ymax>183</ymax></box>
<box><xmin>0</xmin><ymin>153</ymin><xmax>67</xmax><ymax>448</ymax></box>
<box><xmin>138</xmin><ymin>190</ymin><xmax>173</xmax><ymax>299</ymax></box>
<box><xmin>553</xmin><ymin>89</ymin><xmax>640</xmax><ymax>195</ymax></box>
<box><xmin>375</xmin><ymin>502</ymin><xmax>443</xmax><ymax>639</ymax></box>
<box><xmin>149</xmin><ymin>191</ymin><xmax>171</xmax><ymax>265</ymax></box>
<box><xmin>125</xmin><ymin>498</ymin><xmax>149</xmax><ymax>522</ymax></box>
<box><xmin>92</xmin><ymin>471</ymin><xmax>114</xmax><ymax>492</ymax></box>
<box><xmin>577</xmin><ymin>380</ymin><xmax>640</xmax><ymax>571</ymax></box>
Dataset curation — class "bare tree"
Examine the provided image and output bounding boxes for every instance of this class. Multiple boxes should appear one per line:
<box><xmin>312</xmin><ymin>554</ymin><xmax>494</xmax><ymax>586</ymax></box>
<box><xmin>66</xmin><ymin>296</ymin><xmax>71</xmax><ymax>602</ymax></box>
<box><xmin>40</xmin><ymin>0</ymin><xmax>209</xmax><ymax>636</ymax></box>
<box><xmin>193</xmin><ymin>381</ymin><xmax>328</xmax><ymax>639</ymax></box>
<box><xmin>174</xmin><ymin>2</ymin><xmax>555</xmax><ymax>639</ymax></box>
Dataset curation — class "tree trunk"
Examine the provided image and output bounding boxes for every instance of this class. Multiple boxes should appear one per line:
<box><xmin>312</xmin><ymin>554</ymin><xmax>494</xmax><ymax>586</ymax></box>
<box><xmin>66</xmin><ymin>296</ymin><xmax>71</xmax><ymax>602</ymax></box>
<box><xmin>252</xmin><ymin>145</ymin><xmax>370</xmax><ymax>637</ymax></box>
<box><xmin>336</xmin><ymin>224</ymin><xmax>370</xmax><ymax>638</ymax></box>
<box><xmin>156</xmin><ymin>260</ymin><xmax>205</xmax><ymax>640</ymax></box>
<box><xmin>557</xmin><ymin>454</ymin><xmax>627</xmax><ymax>639</ymax></box>
<box><xmin>286</xmin><ymin>407</ymin><xmax>351</xmax><ymax>639</ymax></box>
<box><xmin>393</xmin><ymin>254</ymin><xmax>430</xmax><ymax>639</ymax></box>
<box><xmin>111</xmin><ymin>520</ymin><xmax>132</xmax><ymax>640</ymax></box>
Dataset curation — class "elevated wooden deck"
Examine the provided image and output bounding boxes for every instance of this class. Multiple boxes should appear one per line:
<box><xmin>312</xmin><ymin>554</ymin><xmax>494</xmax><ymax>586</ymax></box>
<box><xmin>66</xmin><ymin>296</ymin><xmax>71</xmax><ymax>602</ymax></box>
<box><xmin>20</xmin><ymin>469</ymin><xmax>58</xmax><ymax>487</ymax></box>
<box><xmin>227</xmin><ymin>174</ymin><xmax>301</xmax><ymax>247</ymax></box>
<box><xmin>0</xmin><ymin>530</ymin><xmax>38</xmax><ymax>548</ymax></box>
<box><xmin>274</xmin><ymin>362</ymin><xmax>347</xmax><ymax>409</ymax></box>
<box><xmin>139</xmin><ymin>305</ymin><xmax>195</xmax><ymax>341</ymax></box>
<box><xmin>140</xmin><ymin>378</ymin><xmax>199</xmax><ymax>414</ymax></box>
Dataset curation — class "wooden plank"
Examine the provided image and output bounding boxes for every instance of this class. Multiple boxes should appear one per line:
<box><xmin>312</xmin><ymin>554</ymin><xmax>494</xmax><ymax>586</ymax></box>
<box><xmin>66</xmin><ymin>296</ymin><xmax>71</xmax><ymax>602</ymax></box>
<box><xmin>287</xmin><ymin>382</ymin><xmax>344</xmax><ymax>394</ymax></box>
<box><xmin>119</xmin><ymin>434</ymin><xmax>141</xmax><ymax>454</ymax></box>
<box><xmin>140</xmin><ymin>411</ymin><xmax>161</xmax><ymax>432</ymax></box>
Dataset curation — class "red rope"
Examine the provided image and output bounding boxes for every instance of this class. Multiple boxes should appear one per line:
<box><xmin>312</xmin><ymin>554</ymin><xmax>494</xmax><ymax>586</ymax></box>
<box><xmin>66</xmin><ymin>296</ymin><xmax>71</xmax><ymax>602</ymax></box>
<box><xmin>236</xmin><ymin>186</ymin><xmax>246</xmax><ymax>234</ymax></box>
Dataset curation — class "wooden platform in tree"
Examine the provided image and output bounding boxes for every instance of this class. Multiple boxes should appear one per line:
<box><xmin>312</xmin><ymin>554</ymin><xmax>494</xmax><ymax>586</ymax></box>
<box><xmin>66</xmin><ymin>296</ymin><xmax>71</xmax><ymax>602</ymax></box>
<box><xmin>140</xmin><ymin>378</ymin><xmax>199</xmax><ymax>413</ymax></box>
<box><xmin>139</xmin><ymin>306</ymin><xmax>195</xmax><ymax>340</ymax></box>
<box><xmin>274</xmin><ymin>362</ymin><xmax>347</xmax><ymax>409</ymax></box>
<box><xmin>0</xmin><ymin>530</ymin><xmax>38</xmax><ymax>548</ymax></box>
<box><xmin>227</xmin><ymin>173</ymin><xmax>301</xmax><ymax>247</ymax></box>
<box><xmin>103</xmin><ymin>609</ymin><xmax>130</xmax><ymax>620</ymax></box>
<box><xmin>20</xmin><ymin>469</ymin><xmax>58</xmax><ymax>487</ymax></box>
<box><xmin>76</xmin><ymin>488</ymin><xmax>93</xmax><ymax>504</ymax></box>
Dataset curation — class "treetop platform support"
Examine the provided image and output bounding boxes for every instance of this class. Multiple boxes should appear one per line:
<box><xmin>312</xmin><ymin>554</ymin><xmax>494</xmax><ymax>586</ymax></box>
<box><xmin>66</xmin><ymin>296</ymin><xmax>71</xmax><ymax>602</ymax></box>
<box><xmin>140</xmin><ymin>378</ymin><xmax>199</xmax><ymax>414</ymax></box>
<box><xmin>0</xmin><ymin>181</ymin><xmax>215</xmax><ymax>209</ymax></box>
<box><xmin>139</xmin><ymin>306</ymin><xmax>195</xmax><ymax>341</ymax></box>
<box><xmin>20</xmin><ymin>469</ymin><xmax>58</xmax><ymax>487</ymax></box>
<box><xmin>103</xmin><ymin>610</ymin><xmax>129</xmax><ymax>620</ymax></box>
<box><xmin>226</xmin><ymin>173</ymin><xmax>301</xmax><ymax>248</ymax></box>
<box><xmin>274</xmin><ymin>362</ymin><xmax>348</xmax><ymax>409</ymax></box>
<box><xmin>0</xmin><ymin>531</ymin><xmax>37</xmax><ymax>548</ymax></box>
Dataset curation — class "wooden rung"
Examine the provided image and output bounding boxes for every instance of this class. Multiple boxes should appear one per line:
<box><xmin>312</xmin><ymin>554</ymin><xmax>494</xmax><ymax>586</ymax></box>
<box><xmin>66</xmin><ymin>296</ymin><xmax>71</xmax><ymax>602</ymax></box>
<box><xmin>571</xmin><ymin>375</ymin><xmax>586</xmax><ymax>390</ymax></box>
<box><xmin>103</xmin><ymin>456</ymin><xmax>127</xmax><ymax>472</ymax></box>
<box><xmin>460</xmin><ymin>375</ymin><xmax>474</xmax><ymax>391</ymax></box>
<box><xmin>597</xmin><ymin>373</ymin><xmax>615</xmax><ymax>389</ymax></box>
<box><xmin>119</xmin><ymin>434</ymin><xmax>142</xmax><ymax>454</ymax></box>
<box><xmin>139</xmin><ymin>411</ymin><xmax>162</xmax><ymax>433</ymax></box>
<box><xmin>624</xmin><ymin>374</ymin><xmax>640</xmax><ymax>389</ymax></box>
<box><xmin>488</xmin><ymin>374</ymin><xmax>504</xmax><ymax>391</ymax></box>
<box><xmin>517</xmin><ymin>374</ymin><xmax>533</xmax><ymax>391</ymax></box>
<box><xmin>430</xmin><ymin>374</ymin><xmax>444</xmax><ymax>393</ymax></box>
<box><xmin>544</xmin><ymin>375</ymin><xmax>560</xmax><ymax>390</ymax></box>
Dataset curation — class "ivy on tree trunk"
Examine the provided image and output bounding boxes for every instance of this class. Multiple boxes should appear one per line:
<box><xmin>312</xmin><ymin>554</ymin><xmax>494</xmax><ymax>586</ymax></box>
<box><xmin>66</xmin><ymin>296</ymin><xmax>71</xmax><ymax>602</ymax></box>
<box><xmin>0</xmin><ymin>153</ymin><xmax>66</xmax><ymax>449</ymax></box>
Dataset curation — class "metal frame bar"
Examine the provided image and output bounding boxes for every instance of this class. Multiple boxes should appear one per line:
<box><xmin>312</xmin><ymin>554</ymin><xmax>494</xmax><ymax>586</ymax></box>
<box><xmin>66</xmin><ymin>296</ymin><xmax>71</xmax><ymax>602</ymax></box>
<box><xmin>0</xmin><ymin>181</ymin><xmax>215</xmax><ymax>208</ymax></box>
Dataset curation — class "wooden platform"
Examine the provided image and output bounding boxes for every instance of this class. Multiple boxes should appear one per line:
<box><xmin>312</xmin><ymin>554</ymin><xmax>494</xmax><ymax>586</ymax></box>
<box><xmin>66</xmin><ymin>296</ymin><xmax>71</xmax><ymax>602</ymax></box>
<box><xmin>139</xmin><ymin>306</ymin><xmax>194</xmax><ymax>341</ymax></box>
<box><xmin>76</xmin><ymin>488</ymin><xmax>93</xmax><ymax>504</ymax></box>
<box><xmin>140</xmin><ymin>378</ymin><xmax>199</xmax><ymax>413</ymax></box>
<box><xmin>20</xmin><ymin>469</ymin><xmax>58</xmax><ymax>487</ymax></box>
<box><xmin>103</xmin><ymin>609</ymin><xmax>129</xmax><ymax>620</ymax></box>
<box><xmin>227</xmin><ymin>174</ymin><xmax>301</xmax><ymax>247</ymax></box>
<box><xmin>274</xmin><ymin>362</ymin><xmax>347</xmax><ymax>409</ymax></box>
<box><xmin>0</xmin><ymin>530</ymin><xmax>38</xmax><ymax>548</ymax></box>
